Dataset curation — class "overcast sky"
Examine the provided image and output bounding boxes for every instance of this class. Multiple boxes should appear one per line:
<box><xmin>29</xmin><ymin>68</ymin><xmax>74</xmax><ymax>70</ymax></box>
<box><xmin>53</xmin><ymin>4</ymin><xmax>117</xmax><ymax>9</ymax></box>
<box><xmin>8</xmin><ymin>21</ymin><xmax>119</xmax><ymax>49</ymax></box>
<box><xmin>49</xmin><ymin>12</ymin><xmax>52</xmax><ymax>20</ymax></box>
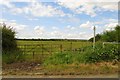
<box><xmin>0</xmin><ymin>0</ymin><xmax>119</xmax><ymax>39</ymax></box>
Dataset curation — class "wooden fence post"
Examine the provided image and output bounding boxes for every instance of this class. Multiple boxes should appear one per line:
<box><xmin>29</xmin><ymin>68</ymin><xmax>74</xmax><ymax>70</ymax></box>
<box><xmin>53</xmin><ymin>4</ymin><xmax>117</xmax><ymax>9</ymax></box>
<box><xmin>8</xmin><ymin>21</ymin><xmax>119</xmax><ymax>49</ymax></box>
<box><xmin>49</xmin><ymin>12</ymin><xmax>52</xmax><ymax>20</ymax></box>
<box><xmin>50</xmin><ymin>45</ymin><xmax>52</xmax><ymax>54</ymax></box>
<box><xmin>103</xmin><ymin>42</ymin><xmax>105</xmax><ymax>48</ymax></box>
<box><xmin>24</xmin><ymin>45</ymin><xmax>26</xmax><ymax>55</ymax></box>
<box><xmin>60</xmin><ymin>44</ymin><xmax>63</xmax><ymax>53</ymax></box>
<box><xmin>42</xmin><ymin>44</ymin><xmax>43</xmax><ymax>54</ymax></box>
<box><xmin>41</xmin><ymin>44</ymin><xmax>44</xmax><ymax>62</ymax></box>
<box><xmin>70</xmin><ymin>42</ymin><xmax>72</xmax><ymax>51</ymax></box>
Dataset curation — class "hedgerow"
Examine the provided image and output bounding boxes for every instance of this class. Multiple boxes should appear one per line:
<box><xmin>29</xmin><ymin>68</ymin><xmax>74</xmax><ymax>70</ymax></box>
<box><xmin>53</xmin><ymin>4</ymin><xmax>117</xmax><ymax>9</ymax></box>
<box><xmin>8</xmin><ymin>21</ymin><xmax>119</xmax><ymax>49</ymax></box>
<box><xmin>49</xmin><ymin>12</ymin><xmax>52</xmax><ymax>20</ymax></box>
<box><xmin>44</xmin><ymin>43</ymin><xmax>119</xmax><ymax>65</ymax></box>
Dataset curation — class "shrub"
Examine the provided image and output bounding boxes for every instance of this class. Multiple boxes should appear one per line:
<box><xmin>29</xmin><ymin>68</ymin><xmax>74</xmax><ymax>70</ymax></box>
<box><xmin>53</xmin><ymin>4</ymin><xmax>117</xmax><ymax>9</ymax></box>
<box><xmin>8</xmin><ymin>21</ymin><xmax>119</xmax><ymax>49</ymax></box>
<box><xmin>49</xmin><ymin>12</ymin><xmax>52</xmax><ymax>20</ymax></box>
<box><xmin>1</xmin><ymin>24</ymin><xmax>25</xmax><ymax>64</ymax></box>
<box><xmin>2</xmin><ymin>50</ymin><xmax>25</xmax><ymax>64</ymax></box>
<box><xmin>2</xmin><ymin>24</ymin><xmax>17</xmax><ymax>52</ymax></box>
<box><xmin>83</xmin><ymin>43</ymin><xmax>119</xmax><ymax>63</ymax></box>
<box><xmin>44</xmin><ymin>52</ymin><xmax>74</xmax><ymax>65</ymax></box>
<box><xmin>44</xmin><ymin>43</ymin><xmax>119</xmax><ymax>65</ymax></box>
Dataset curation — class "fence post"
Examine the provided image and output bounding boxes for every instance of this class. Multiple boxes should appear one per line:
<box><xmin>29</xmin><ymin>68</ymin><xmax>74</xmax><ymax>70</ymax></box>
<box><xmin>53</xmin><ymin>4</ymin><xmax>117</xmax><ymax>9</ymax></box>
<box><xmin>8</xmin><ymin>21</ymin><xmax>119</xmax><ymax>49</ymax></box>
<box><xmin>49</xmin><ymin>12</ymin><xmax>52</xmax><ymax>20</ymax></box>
<box><xmin>24</xmin><ymin>45</ymin><xmax>26</xmax><ymax>55</ymax></box>
<box><xmin>103</xmin><ymin>42</ymin><xmax>105</xmax><ymax>48</ymax></box>
<box><xmin>41</xmin><ymin>44</ymin><xmax>43</xmax><ymax>54</ymax></box>
<box><xmin>23</xmin><ymin>45</ymin><xmax>24</xmax><ymax>55</ymax></box>
<box><xmin>60</xmin><ymin>44</ymin><xmax>63</xmax><ymax>53</ymax></box>
<box><xmin>70</xmin><ymin>42</ymin><xmax>72</xmax><ymax>51</ymax></box>
<box><xmin>50</xmin><ymin>45</ymin><xmax>52</xmax><ymax>54</ymax></box>
<box><xmin>41</xmin><ymin>44</ymin><xmax>44</xmax><ymax>62</ymax></box>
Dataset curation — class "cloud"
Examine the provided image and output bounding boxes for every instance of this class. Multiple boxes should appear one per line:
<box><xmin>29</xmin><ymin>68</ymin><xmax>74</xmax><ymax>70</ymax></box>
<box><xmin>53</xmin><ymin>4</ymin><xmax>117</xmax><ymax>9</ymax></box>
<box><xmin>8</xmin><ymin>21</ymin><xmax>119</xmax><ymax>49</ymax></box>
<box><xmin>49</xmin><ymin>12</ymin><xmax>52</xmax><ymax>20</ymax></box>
<box><xmin>56</xmin><ymin>0</ymin><xmax>119</xmax><ymax>2</ymax></box>
<box><xmin>10</xmin><ymin>7</ymin><xmax>24</xmax><ymax>15</ymax></box>
<box><xmin>57</xmin><ymin>1</ymin><xmax>96</xmax><ymax>17</ymax></box>
<box><xmin>57</xmin><ymin>1</ymin><xmax>118</xmax><ymax>17</ymax></box>
<box><xmin>0</xmin><ymin>18</ymin><xmax>93</xmax><ymax>39</ymax></box>
<box><xmin>0</xmin><ymin>0</ymin><xmax>13</xmax><ymax>8</ymax></box>
<box><xmin>105</xmin><ymin>23</ymin><xmax>118</xmax><ymax>31</ymax></box>
<box><xmin>0</xmin><ymin>19</ymin><xmax>27</xmax><ymax>31</ymax></box>
<box><xmin>27</xmin><ymin>18</ymin><xmax>39</xmax><ymax>21</ymax></box>
<box><xmin>59</xmin><ymin>16</ymin><xmax>80</xmax><ymax>24</ymax></box>
<box><xmin>61</xmin><ymin>32</ymin><xmax>90</xmax><ymax>39</ymax></box>
<box><xmin>29</xmin><ymin>2</ymin><xmax>66</xmax><ymax>17</ymax></box>
<box><xmin>99</xmin><ymin>18</ymin><xmax>118</xmax><ymax>31</ymax></box>
<box><xmin>34</xmin><ymin>26</ymin><xmax>45</xmax><ymax>35</ymax></box>
<box><xmin>1</xmin><ymin>1</ymin><xmax>118</xmax><ymax>17</ymax></box>
<box><xmin>66</xmin><ymin>25</ymin><xmax>76</xmax><ymax>30</ymax></box>
<box><xmin>80</xmin><ymin>21</ymin><xmax>94</xmax><ymax>28</ymax></box>
<box><xmin>1</xmin><ymin>1</ymin><xmax>66</xmax><ymax>17</ymax></box>
<box><xmin>94</xmin><ymin>3</ymin><xmax>118</xmax><ymax>12</ymax></box>
<box><xmin>8</xmin><ymin>23</ymin><xmax>27</xmax><ymax>31</ymax></box>
<box><xmin>86</xmin><ymin>18</ymin><xmax>118</xmax><ymax>32</ymax></box>
<box><xmin>50</xmin><ymin>30</ymin><xmax>63</xmax><ymax>38</ymax></box>
<box><xmin>108</xmin><ymin>19</ymin><xmax>118</xmax><ymax>23</ymax></box>
<box><xmin>52</xmin><ymin>26</ymin><xmax>59</xmax><ymax>30</ymax></box>
<box><xmin>76</xmin><ymin>3</ymin><xmax>96</xmax><ymax>17</ymax></box>
<box><xmin>57</xmin><ymin>0</ymin><xmax>81</xmax><ymax>10</ymax></box>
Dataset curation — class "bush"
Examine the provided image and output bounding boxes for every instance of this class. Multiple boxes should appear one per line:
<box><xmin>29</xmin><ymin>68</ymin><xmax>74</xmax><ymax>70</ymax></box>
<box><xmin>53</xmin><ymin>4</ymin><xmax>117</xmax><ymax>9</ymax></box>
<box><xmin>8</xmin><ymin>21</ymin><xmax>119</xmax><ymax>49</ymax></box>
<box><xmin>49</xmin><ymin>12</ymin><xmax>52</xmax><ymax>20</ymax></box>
<box><xmin>2</xmin><ymin>24</ymin><xmax>17</xmax><ymax>52</ymax></box>
<box><xmin>2</xmin><ymin>50</ymin><xmax>25</xmax><ymax>64</ymax></box>
<box><xmin>83</xmin><ymin>43</ymin><xmax>119</xmax><ymax>63</ymax></box>
<box><xmin>44</xmin><ymin>52</ymin><xmax>74</xmax><ymax>65</ymax></box>
<box><xmin>89</xmin><ymin>25</ymin><xmax>120</xmax><ymax>42</ymax></box>
<box><xmin>1</xmin><ymin>24</ymin><xmax>25</xmax><ymax>64</ymax></box>
<box><xmin>44</xmin><ymin>43</ymin><xmax>119</xmax><ymax>65</ymax></box>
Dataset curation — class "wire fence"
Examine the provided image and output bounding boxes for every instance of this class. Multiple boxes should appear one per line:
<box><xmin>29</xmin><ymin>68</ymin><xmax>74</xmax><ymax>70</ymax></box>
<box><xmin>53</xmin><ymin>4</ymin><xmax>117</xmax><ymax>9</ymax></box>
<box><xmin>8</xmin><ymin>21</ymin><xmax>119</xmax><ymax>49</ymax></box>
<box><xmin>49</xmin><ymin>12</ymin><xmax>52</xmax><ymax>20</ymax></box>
<box><xmin>17</xmin><ymin>42</ymin><xmax>91</xmax><ymax>62</ymax></box>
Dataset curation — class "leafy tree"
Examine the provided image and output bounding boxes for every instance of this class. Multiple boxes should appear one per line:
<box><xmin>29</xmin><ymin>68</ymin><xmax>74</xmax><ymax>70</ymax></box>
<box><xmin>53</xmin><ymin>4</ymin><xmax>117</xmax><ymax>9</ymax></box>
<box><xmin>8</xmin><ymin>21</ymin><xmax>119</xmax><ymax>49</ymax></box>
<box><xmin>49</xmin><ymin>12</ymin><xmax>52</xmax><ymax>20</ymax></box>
<box><xmin>2</xmin><ymin>24</ymin><xmax>17</xmax><ymax>52</ymax></box>
<box><xmin>115</xmin><ymin>25</ymin><xmax>120</xmax><ymax>42</ymax></box>
<box><xmin>101</xmin><ymin>25</ymin><xmax>120</xmax><ymax>42</ymax></box>
<box><xmin>101</xmin><ymin>30</ymin><xmax>116</xmax><ymax>42</ymax></box>
<box><xmin>89</xmin><ymin>25</ymin><xmax>120</xmax><ymax>42</ymax></box>
<box><xmin>89</xmin><ymin>34</ymin><xmax>101</xmax><ymax>42</ymax></box>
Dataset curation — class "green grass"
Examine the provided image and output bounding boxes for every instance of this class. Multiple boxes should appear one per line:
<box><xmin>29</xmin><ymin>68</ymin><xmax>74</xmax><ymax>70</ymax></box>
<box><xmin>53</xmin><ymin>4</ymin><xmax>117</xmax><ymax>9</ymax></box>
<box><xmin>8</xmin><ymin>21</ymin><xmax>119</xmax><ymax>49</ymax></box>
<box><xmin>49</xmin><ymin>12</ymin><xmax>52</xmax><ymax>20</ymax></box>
<box><xmin>15</xmin><ymin>40</ymin><xmax>119</xmax><ymax>64</ymax></box>
<box><xmin>16</xmin><ymin>40</ymin><xmax>92</xmax><ymax>54</ymax></box>
<box><xmin>15</xmin><ymin>40</ymin><xmax>92</xmax><ymax>63</ymax></box>
<box><xmin>3</xmin><ymin>40</ymin><xmax>119</xmax><ymax>76</ymax></box>
<box><xmin>43</xmin><ymin>62</ymin><xmax>118</xmax><ymax>75</ymax></box>
<box><xmin>43</xmin><ymin>42</ymin><xmax>119</xmax><ymax>65</ymax></box>
<box><xmin>2</xmin><ymin>50</ymin><xmax>25</xmax><ymax>64</ymax></box>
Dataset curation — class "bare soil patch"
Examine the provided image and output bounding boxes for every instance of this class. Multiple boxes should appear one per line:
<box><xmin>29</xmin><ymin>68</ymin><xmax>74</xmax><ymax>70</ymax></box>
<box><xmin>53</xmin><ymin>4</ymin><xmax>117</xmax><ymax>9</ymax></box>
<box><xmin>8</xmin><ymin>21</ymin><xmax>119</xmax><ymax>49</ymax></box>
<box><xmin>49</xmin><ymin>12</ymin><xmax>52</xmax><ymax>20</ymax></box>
<box><xmin>2</xmin><ymin>62</ymin><xmax>119</xmax><ymax>78</ymax></box>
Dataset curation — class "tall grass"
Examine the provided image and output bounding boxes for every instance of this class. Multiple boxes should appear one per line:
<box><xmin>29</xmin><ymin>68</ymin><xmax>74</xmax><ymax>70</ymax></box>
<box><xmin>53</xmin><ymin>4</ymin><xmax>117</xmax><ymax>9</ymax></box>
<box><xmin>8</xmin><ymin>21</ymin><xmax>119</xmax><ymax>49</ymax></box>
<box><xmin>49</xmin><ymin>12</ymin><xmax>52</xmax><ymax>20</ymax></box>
<box><xmin>2</xmin><ymin>50</ymin><xmax>25</xmax><ymax>64</ymax></box>
<box><xmin>44</xmin><ymin>43</ymin><xmax>119</xmax><ymax>65</ymax></box>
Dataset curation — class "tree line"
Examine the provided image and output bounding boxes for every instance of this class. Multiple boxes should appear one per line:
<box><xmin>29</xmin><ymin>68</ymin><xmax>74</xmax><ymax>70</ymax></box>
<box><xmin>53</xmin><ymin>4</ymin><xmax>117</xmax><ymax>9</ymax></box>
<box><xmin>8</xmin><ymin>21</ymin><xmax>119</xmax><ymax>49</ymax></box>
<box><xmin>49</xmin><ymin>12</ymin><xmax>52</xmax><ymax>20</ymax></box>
<box><xmin>15</xmin><ymin>38</ymin><xmax>87</xmax><ymax>42</ymax></box>
<box><xmin>2</xmin><ymin>23</ymin><xmax>120</xmax><ymax>52</ymax></box>
<box><xmin>89</xmin><ymin>25</ymin><xmax>120</xmax><ymax>42</ymax></box>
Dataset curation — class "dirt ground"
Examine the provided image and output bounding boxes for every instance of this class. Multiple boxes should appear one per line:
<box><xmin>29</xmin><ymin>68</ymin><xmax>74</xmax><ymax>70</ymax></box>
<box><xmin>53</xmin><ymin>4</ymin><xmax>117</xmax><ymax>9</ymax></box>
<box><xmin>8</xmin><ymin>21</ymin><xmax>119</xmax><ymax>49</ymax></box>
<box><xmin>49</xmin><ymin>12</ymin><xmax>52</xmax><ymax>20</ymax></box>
<box><xmin>2</xmin><ymin>62</ymin><xmax>119</xmax><ymax>78</ymax></box>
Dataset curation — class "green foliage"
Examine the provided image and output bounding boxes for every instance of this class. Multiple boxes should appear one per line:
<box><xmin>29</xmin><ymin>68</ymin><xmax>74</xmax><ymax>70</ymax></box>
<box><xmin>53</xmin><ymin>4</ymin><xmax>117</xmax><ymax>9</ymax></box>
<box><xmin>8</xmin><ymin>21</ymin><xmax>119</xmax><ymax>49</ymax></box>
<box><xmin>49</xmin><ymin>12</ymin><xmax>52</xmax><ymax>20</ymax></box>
<box><xmin>44</xmin><ymin>51</ymin><xmax>87</xmax><ymax>65</ymax></box>
<box><xmin>44</xmin><ymin>52</ymin><xmax>73</xmax><ymax>65</ymax></box>
<box><xmin>89</xmin><ymin>34</ymin><xmax>101</xmax><ymax>42</ymax></box>
<box><xmin>2</xmin><ymin>50</ymin><xmax>25</xmax><ymax>64</ymax></box>
<box><xmin>115</xmin><ymin>25</ymin><xmax>120</xmax><ymax>42</ymax></box>
<box><xmin>101</xmin><ymin>30</ymin><xmax>116</xmax><ymax>42</ymax></box>
<box><xmin>89</xmin><ymin>25</ymin><xmax>120</xmax><ymax>42</ymax></box>
<box><xmin>1</xmin><ymin>24</ymin><xmax>25</xmax><ymax>64</ymax></box>
<box><xmin>83</xmin><ymin>44</ymin><xmax>119</xmax><ymax>63</ymax></box>
<box><xmin>2</xmin><ymin>24</ymin><xmax>17</xmax><ymax>52</ymax></box>
<box><xmin>44</xmin><ymin>43</ymin><xmax>119</xmax><ymax>65</ymax></box>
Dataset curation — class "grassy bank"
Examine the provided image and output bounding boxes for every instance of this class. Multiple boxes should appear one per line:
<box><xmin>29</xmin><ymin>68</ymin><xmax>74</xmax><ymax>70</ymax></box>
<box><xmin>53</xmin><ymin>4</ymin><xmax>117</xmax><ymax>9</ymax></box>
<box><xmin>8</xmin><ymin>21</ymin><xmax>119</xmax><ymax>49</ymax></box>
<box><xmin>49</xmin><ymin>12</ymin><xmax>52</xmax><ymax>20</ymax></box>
<box><xmin>2</xmin><ymin>50</ymin><xmax>25</xmax><ymax>64</ymax></box>
<box><xmin>2</xmin><ymin>40</ymin><xmax>119</xmax><ymax>76</ymax></box>
<box><xmin>2</xmin><ymin>61</ymin><xmax>119</xmax><ymax>76</ymax></box>
<box><xmin>43</xmin><ymin>42</ymin><xmax>119</xmax><ymax>65</ymax></box>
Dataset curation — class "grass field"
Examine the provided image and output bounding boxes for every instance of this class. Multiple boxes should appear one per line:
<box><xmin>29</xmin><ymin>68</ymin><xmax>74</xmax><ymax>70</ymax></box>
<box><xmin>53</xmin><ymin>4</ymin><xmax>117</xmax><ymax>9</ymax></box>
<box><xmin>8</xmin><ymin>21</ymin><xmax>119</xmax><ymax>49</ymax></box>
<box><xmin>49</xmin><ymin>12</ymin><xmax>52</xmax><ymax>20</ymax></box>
<box><xmin>17</xmin><ymin>40</ymin><xmax>92</xmax><ymax>54</ymax></box>
<box><xmin>16</xmin><ymin>40</ymin><xmax>92</xmax><ymax>62</ymax></box>
<box><xmin>16</xmin><ymin>40</ymin><xmax>119</xmax><ymax>63</ymax></box>
<box><xmin>3</xmin><ymin>40</ymin><xmax>119</xmax><ymax>77</ymax></box>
